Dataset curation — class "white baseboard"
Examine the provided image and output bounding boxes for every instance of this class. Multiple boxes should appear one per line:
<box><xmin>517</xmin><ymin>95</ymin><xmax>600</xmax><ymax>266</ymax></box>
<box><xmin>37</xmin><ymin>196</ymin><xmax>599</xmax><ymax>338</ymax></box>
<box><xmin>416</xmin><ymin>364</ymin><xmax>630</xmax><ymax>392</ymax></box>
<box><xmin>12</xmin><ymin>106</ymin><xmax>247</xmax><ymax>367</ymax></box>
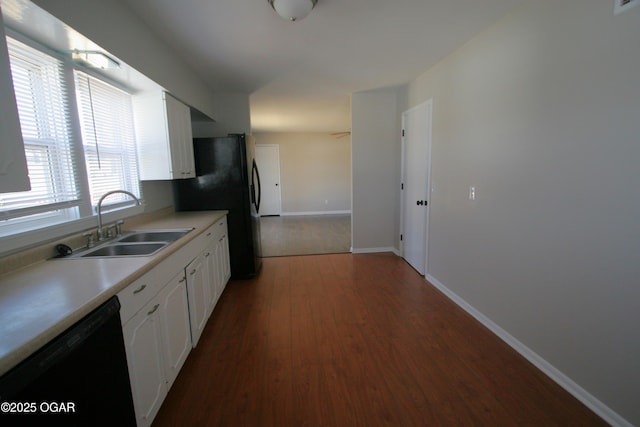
<box><xmin>425</xmin><ymin>273</ymin><xmax>633</xmax><ymax>427</ymax></box>
<box><xmin>352</xmin><ymin>246</ymin><xmax>400</xmax><ymax>256</ymax></box>
<box><xmin>280</xmin><ymin>210</ymin><xmax>351</xmax><ymax>216</ymax></box>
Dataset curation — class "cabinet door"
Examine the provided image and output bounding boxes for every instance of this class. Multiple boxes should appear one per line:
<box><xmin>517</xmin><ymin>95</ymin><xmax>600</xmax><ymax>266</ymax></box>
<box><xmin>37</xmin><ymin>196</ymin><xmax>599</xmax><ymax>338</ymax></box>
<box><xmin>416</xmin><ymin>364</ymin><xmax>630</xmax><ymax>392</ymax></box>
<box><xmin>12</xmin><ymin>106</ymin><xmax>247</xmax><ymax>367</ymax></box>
<box><xmin>164</xmin><ymin>93</ymin><xmax>194</xmax><ymax>179</ymax></box>
<box><xmin>0</xmin><ymin>15</ymin><xmax>30</xmax><ymax>193</ymax></box>
<box><xmin>185</xmin><ymin>254</ymin><xmax>210</xmax><ymax>346</ymax></box>
<box><xmin>213</xmin><ymin>235</ymin><xmax>225</xmax><ymax>301</ymax></box>
<box><xmin>204</xmin><ymin>240</ymin><xmax>219</xmax><ymax>316</ymax></box>
<box><xmin>123</xmin><ymin>299</ymin><xmax>167</xmax><ymax>427</ymax></box>
<box><xmin>134</xmin><ymin>91</ymin><xmax>194</xmax><ymax>180</ymax></box>
<box><xmin>220</xmin><ymin>232</ymin><xmax>231</xmax><ymax>288</ymax></box>
<box><xmin>158</xmin><ymin>271</ymin><xmax>191</xmax><ymax>389</ymax></box>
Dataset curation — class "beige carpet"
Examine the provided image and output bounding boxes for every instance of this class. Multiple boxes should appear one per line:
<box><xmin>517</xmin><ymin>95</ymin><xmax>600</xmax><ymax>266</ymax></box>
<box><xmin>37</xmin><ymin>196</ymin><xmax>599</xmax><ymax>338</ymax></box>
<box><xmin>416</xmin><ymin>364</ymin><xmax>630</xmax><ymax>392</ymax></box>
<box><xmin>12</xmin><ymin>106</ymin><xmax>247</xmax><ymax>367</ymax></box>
<box><xmin>259</xmin><ymin>214</ymin><xmax>351</xmax><ymax>257</ymax></box>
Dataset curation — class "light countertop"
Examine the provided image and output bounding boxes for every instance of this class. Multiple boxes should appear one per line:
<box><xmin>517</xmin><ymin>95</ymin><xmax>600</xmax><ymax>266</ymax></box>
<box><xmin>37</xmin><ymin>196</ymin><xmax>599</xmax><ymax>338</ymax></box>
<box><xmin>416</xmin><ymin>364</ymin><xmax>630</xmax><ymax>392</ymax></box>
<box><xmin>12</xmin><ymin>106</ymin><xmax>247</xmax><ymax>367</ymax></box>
<box><xmin>0</xmin><ymin>210</ymin><xmax>228</xmax><ymax>376</ymax></box>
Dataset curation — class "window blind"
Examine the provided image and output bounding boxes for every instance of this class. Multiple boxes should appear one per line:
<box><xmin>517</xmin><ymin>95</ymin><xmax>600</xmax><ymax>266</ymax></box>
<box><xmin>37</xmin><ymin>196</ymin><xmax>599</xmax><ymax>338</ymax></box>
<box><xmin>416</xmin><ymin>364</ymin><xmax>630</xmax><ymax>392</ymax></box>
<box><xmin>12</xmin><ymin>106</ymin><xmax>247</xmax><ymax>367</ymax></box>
<box><xmin>0</xmin><ymin>37</ymin><xmax>80</xmax><ymax>220</ymax></box>
<box><xmin>74</xmin><ymin>71</ymin><xmax>140</xmax><ymax>208</ymax></box>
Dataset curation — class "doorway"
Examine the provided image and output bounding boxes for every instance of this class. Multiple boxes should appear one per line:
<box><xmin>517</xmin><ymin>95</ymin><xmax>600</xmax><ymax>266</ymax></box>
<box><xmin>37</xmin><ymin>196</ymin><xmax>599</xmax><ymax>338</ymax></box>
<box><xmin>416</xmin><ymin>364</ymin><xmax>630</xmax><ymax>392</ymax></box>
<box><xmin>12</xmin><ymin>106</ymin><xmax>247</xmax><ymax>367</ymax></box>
<box><xmin>253</xmin><ymin>134</ymin><xmax>352</xmax><ymax>257</ymax></box>
<box><xmin>400</xmin><ymin>100</ymin><xmax>432</xmax><ymax>275</ymax></box>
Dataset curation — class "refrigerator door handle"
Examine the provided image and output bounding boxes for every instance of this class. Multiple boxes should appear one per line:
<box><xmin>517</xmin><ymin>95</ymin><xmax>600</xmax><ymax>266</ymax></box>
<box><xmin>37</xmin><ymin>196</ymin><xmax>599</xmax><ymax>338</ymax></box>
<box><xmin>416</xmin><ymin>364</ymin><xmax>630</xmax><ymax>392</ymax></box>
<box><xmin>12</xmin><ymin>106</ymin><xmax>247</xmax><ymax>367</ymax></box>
<box><xmin>252</xmin><ymin>159</ymin><xmax>261</xmax><ymax>214</ymax></box>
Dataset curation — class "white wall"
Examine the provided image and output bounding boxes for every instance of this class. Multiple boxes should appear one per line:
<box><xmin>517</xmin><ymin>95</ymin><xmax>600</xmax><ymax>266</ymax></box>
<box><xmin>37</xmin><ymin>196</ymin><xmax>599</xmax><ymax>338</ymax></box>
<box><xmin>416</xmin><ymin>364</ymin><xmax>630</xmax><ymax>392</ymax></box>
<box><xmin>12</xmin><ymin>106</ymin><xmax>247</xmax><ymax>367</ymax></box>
<box><xmin>254</xmin><ymin>133</ymin><xmax>351</xmax><ymax>214</ymax></box>
<box><xmin>351</xmin><ymin>87</ymin><xmax>402</xmax><ymax>252</ymax></box>
<box><xmin>192</xmin><ymin>93</ymin><xmax>251</xmax><ymax>138</ymax></box>
<box><xmin>401</xmin><ymin>0</ymin><xmax>640</xmax><ymax>425</ymax></box>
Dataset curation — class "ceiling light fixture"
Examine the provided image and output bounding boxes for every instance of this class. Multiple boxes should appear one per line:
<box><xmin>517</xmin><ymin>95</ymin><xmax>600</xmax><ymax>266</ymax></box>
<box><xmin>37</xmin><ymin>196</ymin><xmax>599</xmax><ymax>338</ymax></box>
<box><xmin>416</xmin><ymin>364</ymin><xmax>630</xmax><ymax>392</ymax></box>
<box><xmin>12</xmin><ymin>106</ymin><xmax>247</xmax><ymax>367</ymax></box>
<box><xmin>268</xmin><ymin>0</ymin><xmax>318</xmax><ymax>22</ymax></box>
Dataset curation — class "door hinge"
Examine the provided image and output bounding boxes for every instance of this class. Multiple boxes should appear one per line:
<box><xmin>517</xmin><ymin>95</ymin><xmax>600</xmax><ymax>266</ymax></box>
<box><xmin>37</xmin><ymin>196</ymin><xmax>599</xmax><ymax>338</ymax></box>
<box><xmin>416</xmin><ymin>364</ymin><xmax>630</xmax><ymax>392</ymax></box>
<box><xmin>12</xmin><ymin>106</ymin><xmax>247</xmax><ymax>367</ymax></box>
<box><xmin>401</xmin><ymin>183</ymin><xmax>404</xmax><ymax>190</ymax></box>
<box><xmin>400</xmin><ymin>234</ymin><xmax>403</xmax><ymax>241</ymax></box>
<box><xmin>402</xmin><ymin>129</ymin><xmax>405</xmax><ymax>137</ymax></box>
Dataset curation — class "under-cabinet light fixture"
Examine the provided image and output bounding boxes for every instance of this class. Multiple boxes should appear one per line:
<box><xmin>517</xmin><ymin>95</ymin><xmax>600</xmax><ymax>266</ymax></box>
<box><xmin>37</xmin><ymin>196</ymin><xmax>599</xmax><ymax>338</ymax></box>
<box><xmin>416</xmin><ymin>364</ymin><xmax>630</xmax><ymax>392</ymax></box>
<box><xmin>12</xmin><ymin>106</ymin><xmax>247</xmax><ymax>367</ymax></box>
<box><xmin>71</xmin><ymin>50</ymin><xmax>120</xmax><ymax>69</ymax></box>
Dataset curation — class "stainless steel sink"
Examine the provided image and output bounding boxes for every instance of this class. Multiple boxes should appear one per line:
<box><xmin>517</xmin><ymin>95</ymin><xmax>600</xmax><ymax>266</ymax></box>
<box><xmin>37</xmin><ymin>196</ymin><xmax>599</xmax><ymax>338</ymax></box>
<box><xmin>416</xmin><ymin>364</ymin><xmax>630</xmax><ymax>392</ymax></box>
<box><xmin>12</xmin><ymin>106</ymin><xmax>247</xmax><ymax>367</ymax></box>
<box><xmin>117</xmin><ymin>229</ymin><xmax>192</xmax><ymax>243</ymax></box>
<box><xmin>65</xmin><ymin>228</ymin><xmax>193</xmax><ymax>258</ymax></box>
<box><xmin>79</xmin><ymin>243</ymin><xmax>167</xmax><ymax>258</ymax></box>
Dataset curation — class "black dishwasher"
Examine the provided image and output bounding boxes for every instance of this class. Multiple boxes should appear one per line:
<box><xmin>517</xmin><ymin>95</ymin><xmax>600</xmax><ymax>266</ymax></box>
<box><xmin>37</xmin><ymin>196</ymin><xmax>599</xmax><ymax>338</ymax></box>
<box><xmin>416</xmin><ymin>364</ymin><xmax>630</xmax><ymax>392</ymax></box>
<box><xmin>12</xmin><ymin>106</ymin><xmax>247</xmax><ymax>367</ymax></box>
<box><xmin>0</xmin><ymin>296</ymin><xmax>136</xmax><ymax>427</ymax></box>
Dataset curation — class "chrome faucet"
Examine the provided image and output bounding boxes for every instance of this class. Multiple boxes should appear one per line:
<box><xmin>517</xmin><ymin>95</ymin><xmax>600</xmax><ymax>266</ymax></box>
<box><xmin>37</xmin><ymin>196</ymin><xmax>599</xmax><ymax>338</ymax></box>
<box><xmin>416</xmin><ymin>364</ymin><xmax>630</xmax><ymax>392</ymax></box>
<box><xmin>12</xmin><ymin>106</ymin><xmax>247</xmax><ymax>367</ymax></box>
<box><xmin>96</xmin><ymin>190</ymin><xmax>141</xmax><ymax>241</ymax></box>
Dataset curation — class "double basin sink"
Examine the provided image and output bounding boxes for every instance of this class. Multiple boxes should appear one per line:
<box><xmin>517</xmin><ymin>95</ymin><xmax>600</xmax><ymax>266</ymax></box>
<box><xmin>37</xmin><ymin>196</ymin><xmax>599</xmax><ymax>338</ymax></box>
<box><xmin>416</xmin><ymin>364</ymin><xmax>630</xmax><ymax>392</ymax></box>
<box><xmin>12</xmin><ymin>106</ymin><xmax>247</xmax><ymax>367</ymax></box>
<box><xmin>69</xmin><ymin>229</ymin><xmax>193</xmax><ymax>258</ymax></box>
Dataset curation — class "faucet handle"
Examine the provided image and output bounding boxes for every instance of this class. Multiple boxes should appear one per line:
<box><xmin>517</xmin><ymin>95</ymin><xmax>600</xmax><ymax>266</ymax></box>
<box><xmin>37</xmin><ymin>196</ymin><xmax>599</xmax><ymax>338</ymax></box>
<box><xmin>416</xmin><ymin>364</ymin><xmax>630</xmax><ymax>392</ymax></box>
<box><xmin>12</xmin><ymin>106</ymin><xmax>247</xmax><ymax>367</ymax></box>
<box><xmin>106</xmin><ymin>224</ymin><xmax>117</xmax><ymax>239</ymax></box>
<box><xmin>82</xmin><ymin>231</ymin><xmax>96</xmax><ymax>248</ymax></box>
<box><xmin>115</xmin><ymin>220</ymin><xmax>125</xmax><ymax>237</ymax></box>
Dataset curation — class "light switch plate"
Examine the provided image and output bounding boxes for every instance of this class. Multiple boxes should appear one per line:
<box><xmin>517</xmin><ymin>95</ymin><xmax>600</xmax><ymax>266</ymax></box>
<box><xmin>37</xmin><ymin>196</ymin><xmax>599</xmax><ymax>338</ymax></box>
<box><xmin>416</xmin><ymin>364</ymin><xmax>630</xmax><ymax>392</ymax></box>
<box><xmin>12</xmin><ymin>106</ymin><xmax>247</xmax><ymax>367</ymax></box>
<box><xmin>614</xmin><ymin>0</ymin><xmax>639</xmax><ymax>15</ymax></box>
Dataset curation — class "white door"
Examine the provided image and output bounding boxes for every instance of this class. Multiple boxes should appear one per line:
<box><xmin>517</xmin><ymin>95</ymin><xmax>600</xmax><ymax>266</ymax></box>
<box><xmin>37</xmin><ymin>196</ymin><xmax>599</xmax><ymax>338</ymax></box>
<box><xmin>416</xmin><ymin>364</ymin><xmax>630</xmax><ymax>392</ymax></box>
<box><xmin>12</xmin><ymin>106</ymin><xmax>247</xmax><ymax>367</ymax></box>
<box><xmin>401</xmin><ymin>100</ymin><xmax>432</xmax><ymax>275</ymax></box>
<box><xmin>255</xmin><ymin>144</ymin><xmax>282</xmax><ymax>216</ymax></box>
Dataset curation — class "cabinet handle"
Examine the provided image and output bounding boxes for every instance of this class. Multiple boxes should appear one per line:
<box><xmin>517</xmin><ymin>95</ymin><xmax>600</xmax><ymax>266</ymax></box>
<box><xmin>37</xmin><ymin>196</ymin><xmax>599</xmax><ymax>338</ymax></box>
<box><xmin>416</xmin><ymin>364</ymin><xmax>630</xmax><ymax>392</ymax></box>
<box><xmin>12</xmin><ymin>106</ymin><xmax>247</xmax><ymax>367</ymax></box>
<box><xmin>206</xmin><ymin>232</ymin><xmax>212</xmax><ymax>237</ymax></box>
<box><xmin>133</xmin><ymin>284</ymin><xmax>147</xmax><ymax>294</ymax></box>
<box><xmin>147</xmin><ymin>304</ymin><xmax>159</xmax><ymax>315</ymax></box>
<box><xmin>179</xmin><ymin>277</ymin><xmax>186</xmax><ymax>283</ymax></box>
<box><xmin>205</xmin><ymin>252</ymin><xmax>210</xmax><ymax>257</ymax></box>
<box><xmin>190</xmin><ymin>269</ymin><xmax>197</xmax><ymax>275</ymax></box>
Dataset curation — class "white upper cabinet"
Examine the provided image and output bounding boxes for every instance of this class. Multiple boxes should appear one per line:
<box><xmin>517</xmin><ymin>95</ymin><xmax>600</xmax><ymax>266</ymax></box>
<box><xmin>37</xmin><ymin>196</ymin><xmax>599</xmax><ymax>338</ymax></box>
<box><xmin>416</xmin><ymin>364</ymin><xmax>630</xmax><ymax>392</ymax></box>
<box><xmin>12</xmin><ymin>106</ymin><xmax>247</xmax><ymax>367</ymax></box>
<box><xmin>133</xmin><ymin>91</ymin><xmax>195</xmax><ymax>180</ymax></box>
<box><xmin>0</xmin><ymin>13</ymin><xmax>30</xmax><ymax>194</ymax></box>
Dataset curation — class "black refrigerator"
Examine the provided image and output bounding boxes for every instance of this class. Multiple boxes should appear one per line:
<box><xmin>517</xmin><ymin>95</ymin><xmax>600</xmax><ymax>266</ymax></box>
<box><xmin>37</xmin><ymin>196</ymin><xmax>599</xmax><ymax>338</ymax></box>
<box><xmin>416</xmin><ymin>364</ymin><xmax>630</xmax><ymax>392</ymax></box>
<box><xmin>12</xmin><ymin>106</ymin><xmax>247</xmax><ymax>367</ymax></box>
<box><xmin>173</xmin><ymin>134</ymin><xmax>262</xmax><ymax>279</ymax></box>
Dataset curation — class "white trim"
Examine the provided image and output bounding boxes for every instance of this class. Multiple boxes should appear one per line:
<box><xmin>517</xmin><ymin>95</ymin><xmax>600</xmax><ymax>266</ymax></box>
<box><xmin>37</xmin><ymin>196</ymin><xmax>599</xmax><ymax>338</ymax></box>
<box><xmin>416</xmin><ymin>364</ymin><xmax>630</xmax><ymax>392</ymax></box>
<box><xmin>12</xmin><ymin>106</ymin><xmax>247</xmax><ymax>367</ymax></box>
<box><xmin>279</xmin><ymin>210</ymin><xmax>351</xmax><ymax>216</ymax></box>
<box><xmin>352</xmin><ymin>246</ymin><xmax>400</xmax><ymax>256</ymax></box>
<box><xmin>425</xmin><ymin>273</ymin><xmax>634</xmax><ymax>427</ymax></box>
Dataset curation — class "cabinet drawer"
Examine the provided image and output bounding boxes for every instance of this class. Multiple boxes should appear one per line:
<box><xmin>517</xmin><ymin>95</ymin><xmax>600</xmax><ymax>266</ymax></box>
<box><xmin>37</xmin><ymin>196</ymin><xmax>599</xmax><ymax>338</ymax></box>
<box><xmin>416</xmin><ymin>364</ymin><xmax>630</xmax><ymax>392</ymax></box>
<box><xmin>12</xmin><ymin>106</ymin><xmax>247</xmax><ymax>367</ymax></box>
<box><xmin>209</xmin><ymin>216</ymin><xmax>227</xmax><ymax>241</ymax></box>
<box><xmin>202</xmin><ymin>224</ymin><xmax>216</xmax><ymax>241</ymax></box>
<box><xmin>117</xmin><ymin>269</ymin><xmax>159</xmax><ymax>324</ymax></box>
<box><xmin>216</xmin><ymin>216</ymin><xmax>227</xmax><ymax>236</ymax></box>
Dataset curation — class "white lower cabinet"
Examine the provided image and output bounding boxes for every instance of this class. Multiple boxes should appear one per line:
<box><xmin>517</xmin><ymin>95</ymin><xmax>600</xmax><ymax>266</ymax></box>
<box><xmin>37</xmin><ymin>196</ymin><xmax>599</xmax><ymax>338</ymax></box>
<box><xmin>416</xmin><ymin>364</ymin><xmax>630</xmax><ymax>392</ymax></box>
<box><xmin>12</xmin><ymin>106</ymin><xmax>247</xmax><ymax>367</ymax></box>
<box><xmin>158</xmin><ymin>271</ymin><xmax>191</xmax><ymax>389</ymax></box>
<box><xmin>122</xmin><ymin>297</ymin><xmax>167</xmax><ymax>427</ymax></box>
<box><xmin>209</xmin><ymin>217</ymin><xmax>231</xmax><ymax>311</ymax></box>
<box><xmin>219</xmin><ymin>231</ymin><xmax>231</xmax><ymax>291</ymax></box>
<box><xmin>204</xmin><ymin>240</ymin><xmax>219</xmax><ymax>316</ymax></box>
<box><xmin>197</xmin><ymin>217</ymin><xmax>231</xmax><ymax>328</ymax></box>
<box><xmin>185</xmin><ymin>252</ymin><xmax>210</xmax><ymax>347</ymax></box>
<box><xmin>119</xmin><ymin>214</ymin><xmax>231</xmax><ymax>426</ymax></box>
<box><xmin>121</xmin><ymin>270</ymin><xmax>190</xmax><ymax>427</ymax></box>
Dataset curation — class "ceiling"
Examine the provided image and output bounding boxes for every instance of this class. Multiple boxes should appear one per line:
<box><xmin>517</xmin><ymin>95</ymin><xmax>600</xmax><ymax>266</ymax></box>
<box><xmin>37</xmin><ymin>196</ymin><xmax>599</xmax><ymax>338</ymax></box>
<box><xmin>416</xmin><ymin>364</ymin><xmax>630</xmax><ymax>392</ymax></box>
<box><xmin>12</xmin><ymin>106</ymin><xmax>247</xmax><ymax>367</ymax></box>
<box><xmin>118</xmin><ymin>0</ymin><xmax>524</xmax><ymax>133</ymax></box>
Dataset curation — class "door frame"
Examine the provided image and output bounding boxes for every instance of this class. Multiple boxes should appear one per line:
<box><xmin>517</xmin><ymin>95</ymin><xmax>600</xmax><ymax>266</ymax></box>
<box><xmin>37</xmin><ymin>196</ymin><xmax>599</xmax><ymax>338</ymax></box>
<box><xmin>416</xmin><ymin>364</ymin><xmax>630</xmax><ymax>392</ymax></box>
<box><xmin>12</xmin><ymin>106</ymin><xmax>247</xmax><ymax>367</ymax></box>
<box><xmin>399</xmin><ymin>99</ymin><xmax>433</xmax><ymax>275</ymax></box>
<box><xmin>255</xmin><ymin>144</ymin><xmax>282</xmax><ymax>216</ymax></box>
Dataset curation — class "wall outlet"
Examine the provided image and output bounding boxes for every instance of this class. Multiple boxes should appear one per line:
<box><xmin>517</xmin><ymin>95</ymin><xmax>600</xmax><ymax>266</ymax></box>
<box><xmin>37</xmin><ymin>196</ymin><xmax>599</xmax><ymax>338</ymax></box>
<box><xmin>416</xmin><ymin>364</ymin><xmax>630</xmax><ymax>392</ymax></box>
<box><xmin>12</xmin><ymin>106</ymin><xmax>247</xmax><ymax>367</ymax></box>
<box><xmin>614</xmin><ymin>0</ymin><xmax>639</xmax><ymax>15</ymax></box>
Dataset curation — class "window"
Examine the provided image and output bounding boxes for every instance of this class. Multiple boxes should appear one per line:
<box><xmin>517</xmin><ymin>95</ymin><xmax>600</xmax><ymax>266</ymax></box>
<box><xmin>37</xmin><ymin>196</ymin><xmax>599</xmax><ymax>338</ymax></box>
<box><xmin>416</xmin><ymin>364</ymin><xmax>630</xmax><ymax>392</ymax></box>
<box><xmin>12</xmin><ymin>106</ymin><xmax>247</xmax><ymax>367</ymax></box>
<box><xmin>0</xmin><ymin>37</ymin><xmax>80</xmax><ymax>226</ymax></box>
<box><xmin>0</xmin><ymin>35</ymin><xmax>141</xmax><ymax>237</ymax></box>
<box><xmin>75</xmin><ymin>72</ymin><xmax>140</xmax><ymax>208</ymax></box>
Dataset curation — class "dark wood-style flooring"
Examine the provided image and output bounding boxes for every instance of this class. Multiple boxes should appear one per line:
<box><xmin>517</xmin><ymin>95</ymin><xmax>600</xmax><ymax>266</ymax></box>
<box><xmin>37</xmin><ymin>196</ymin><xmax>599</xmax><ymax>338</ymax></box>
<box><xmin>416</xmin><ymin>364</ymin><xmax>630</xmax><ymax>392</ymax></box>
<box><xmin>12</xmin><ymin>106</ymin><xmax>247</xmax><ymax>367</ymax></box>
<box><xmin>152</xmin><ymin>253</ymin><xmax>607</xmax><ymax>426</ymax></box>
